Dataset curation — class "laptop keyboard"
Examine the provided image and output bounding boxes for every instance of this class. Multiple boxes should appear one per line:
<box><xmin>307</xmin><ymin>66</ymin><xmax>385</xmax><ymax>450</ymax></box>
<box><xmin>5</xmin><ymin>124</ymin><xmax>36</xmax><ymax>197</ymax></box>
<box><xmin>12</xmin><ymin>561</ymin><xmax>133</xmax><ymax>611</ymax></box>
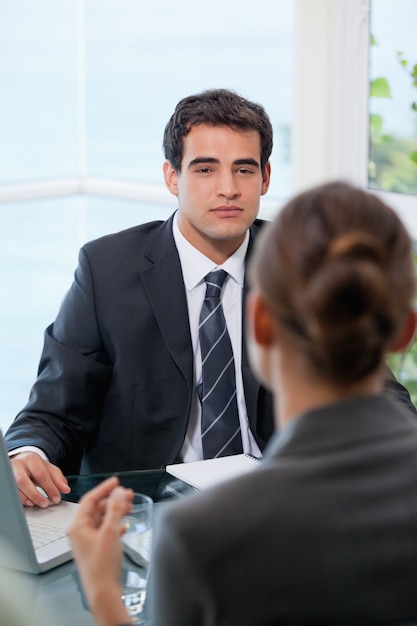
<box><xmin>28</xmin><ymin>520</ymin><xmax>67</xmax><ymax>549</ymax></box>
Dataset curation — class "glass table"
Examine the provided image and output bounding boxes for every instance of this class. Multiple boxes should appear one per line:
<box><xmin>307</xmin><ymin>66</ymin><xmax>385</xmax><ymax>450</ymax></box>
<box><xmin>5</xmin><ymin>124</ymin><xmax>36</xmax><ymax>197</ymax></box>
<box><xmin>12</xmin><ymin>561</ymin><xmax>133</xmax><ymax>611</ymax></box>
<box><xmin>64</xmin><ymin>468</ymin><xmax>194</xmax><ymax>504</ymax></box>
<box><xmin>22</xmin><ymin>469</ymin><xmax>194</xmax><ymax>626</ymax></box>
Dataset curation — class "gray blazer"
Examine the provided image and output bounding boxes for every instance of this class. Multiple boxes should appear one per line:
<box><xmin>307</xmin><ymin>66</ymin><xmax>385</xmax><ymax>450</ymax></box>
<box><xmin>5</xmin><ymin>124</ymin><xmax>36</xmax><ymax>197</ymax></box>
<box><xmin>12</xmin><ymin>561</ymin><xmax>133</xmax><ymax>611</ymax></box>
<box><xmin>147</xmin><ymin>394</ymin><xmax>417</xmax><ymax>625</ymax></box>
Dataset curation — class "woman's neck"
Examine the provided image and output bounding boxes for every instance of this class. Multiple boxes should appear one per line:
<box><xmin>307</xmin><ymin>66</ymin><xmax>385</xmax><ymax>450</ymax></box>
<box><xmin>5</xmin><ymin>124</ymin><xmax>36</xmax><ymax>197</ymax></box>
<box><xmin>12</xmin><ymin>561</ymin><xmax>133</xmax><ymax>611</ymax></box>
<box><xmin>271</xmin><ymin>346</ymin><xmax>383</xmax><ymax>430</ymax></box>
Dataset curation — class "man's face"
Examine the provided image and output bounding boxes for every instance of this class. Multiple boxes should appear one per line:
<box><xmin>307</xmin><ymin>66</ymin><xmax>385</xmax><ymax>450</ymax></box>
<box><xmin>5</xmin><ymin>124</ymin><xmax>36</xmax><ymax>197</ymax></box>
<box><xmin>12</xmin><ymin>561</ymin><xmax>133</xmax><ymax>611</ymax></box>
<box><xmin>163</xmin><ymin>124</ymin><xmax>271</xmax><ymax>263</ymax></box>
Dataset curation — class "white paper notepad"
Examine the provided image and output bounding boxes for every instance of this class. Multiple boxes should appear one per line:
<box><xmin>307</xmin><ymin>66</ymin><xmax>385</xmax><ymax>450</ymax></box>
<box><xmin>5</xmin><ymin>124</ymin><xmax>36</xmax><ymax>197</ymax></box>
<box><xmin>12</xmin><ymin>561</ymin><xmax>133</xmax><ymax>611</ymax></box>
<box><xmin>166</xmin><ymin>454</ymin><xmax>260</xmax><ymax>490</ymax></box>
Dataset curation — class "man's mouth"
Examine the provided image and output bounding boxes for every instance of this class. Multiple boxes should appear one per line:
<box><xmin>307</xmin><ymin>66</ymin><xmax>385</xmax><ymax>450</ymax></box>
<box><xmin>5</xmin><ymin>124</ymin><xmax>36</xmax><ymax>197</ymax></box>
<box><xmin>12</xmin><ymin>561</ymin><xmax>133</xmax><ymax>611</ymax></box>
<box><xmin>211</xmin><ymin>206</ymin><xmax>243</xmax><ymax>217</ymax></box>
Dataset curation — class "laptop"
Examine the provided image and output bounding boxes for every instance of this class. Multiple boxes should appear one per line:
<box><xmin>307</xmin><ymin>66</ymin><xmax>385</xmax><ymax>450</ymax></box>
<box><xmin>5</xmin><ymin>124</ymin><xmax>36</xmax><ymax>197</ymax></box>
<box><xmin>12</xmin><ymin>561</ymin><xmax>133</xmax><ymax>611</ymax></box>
<box><xmin>0</xmin><ymin>429</ymin><xmax>79</xmax><ymax>574</ymax></box>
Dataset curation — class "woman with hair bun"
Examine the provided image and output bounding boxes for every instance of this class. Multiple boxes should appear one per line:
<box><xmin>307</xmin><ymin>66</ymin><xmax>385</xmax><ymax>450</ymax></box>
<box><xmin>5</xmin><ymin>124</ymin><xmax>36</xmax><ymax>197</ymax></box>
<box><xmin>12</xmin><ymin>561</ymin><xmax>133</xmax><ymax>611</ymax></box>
<box><xmin>70</xmin><ymin>182</ymin><xmax>417</xmax><ymax>626</ymax></box>
<box><xmin>249</xmin><ymin>180</ymin><xmax>417</xmax><ymax>394</ymax></box>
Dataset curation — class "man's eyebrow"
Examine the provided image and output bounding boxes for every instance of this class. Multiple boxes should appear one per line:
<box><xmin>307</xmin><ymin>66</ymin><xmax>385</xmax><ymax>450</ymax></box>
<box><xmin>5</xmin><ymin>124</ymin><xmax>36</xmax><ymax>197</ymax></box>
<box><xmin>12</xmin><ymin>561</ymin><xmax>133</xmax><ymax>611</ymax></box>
<box><xmin>187</xmin><ymin>157</ymin><xmax>219</xmax><ymax>168</ymax></box>
<box><xmin>234</xmin><ymin>158</ymin><xmax>260</xmax><ymax>168</ymax></box>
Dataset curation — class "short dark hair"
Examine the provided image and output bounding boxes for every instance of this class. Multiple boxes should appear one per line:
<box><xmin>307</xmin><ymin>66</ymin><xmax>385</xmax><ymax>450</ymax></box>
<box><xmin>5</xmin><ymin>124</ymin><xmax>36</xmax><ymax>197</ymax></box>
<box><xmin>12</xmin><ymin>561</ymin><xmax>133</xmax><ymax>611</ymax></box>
<box><xmin>163</xmin><ymin>88</ymin><xmax>273</xmax><ymax>173</ymax></box>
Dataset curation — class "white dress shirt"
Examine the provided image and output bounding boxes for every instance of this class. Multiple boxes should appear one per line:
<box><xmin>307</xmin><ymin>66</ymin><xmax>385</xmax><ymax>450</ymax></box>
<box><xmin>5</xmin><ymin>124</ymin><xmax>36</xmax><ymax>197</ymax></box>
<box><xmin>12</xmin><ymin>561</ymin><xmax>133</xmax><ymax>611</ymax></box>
<box><xmin>173</xmin><ymin>213</ymin><xmax>261</xmax><ymax>462</ymax></box>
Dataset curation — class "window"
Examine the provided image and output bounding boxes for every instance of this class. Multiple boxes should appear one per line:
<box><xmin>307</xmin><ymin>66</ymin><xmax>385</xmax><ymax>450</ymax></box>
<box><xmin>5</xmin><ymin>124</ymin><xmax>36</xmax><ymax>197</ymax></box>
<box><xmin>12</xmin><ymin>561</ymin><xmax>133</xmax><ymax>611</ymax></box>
<box><xmin>0</xmin><ymin>1</ymin><xmax>79</xmax><ymax>181</ymax></box>
<box><xmin>292</xmin><ymin>0</ymin><xmax>417</xmax><ymax>234</ymax></box>
<box><xmin>368</xmin><ymin>0</ymin><xmax>417</xmax><ymax>403</ymax></box>
<box><xmin>369</xmin><ymin>0</ymin><xmax>417</xmax><ymax>195</ymax></box>
<box><xmin>0</xmin><ymin>0</ymin><xmax>295</xmax><ymax>432</ymax></box>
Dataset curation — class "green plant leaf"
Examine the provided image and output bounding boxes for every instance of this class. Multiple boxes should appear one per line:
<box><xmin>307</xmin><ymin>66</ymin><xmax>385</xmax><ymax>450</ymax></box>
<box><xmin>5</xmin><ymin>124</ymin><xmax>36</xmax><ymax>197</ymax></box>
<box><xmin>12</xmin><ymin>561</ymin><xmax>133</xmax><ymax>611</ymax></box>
<box><xmin>397</xmin><ymin>51</ymin><xmax>408</xmax><ymax>67</ymax></box>
<box><xmin>403</xmin><ymin>381</ymin><xmax>417</xmax><ymax>405</ymax></box>
<box><xmin>412</xmin><ymin>102</ymin><xmax>417</xmax><ymax>112</ymax></box>
<box><xmin>370</xmin><ymin>77</ymin><xmax>391</xmax><ymax>98</ymax></box>
<box><xmin>410</xmin><ymin>344</ymin><xmax>417</xmax><ymax>366</ymax></box>
<box><xmin>410</xmin><ymin>150</ymin><xmax>417</xmax><ymax>164</ymax></box>
<box><xmin>370</xmin><ymin>113</ymin><xmax>383</xmax><ymax>135</ymax></box>
<box><xmin>370</xmin><ymin>33</ymin><xmax>377</xmax><ymax>46</ymax></box>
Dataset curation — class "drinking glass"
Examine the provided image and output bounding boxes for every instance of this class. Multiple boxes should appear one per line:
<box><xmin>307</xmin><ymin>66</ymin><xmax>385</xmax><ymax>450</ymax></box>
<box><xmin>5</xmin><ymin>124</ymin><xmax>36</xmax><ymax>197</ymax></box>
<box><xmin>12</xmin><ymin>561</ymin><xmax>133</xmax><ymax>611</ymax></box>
<box><xmin>120</xmin><ymin>492</ymin><xmax>153</xmax><ymax>624</ymax></box>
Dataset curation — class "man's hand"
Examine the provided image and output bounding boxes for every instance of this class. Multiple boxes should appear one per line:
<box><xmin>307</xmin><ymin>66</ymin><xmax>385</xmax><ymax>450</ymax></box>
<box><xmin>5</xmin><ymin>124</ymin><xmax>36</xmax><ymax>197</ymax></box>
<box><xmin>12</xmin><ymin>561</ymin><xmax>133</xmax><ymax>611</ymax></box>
<box><xmin>68</xmin><ymin>476</ymin><xmax>134</xmax><ymax>626</ymax></box>
<box><xmin>10</xmin><ymin>452</ymin><xmax>71</xmax><ymax>508</ymax></box>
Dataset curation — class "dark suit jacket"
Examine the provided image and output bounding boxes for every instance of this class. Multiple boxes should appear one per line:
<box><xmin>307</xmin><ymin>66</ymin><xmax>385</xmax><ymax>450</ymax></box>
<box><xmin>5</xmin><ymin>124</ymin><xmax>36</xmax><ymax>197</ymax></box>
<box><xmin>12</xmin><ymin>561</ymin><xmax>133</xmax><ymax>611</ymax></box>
<box><xmin>5</xmin><ymin>214</ymin><xmax>417</xmax><ymax>475</ymax></box>
<box><xmin>5</xmin><ymin>215</ymin><xmax>274</xmax><ymax>474</ymax></box>
<box><xmin>147</xmin><ymin>394</ymin><xmax>417</xmax><ymax>626</ymax></box>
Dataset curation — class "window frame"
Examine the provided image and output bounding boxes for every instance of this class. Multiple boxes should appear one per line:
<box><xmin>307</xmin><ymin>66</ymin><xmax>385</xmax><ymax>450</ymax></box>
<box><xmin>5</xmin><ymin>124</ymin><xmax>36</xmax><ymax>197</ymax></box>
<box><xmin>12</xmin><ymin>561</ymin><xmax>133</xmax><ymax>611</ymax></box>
<box><xmin>294</xmin><ymin>0</ymin><xmax>417</xmax><ymax>237</ymax></box>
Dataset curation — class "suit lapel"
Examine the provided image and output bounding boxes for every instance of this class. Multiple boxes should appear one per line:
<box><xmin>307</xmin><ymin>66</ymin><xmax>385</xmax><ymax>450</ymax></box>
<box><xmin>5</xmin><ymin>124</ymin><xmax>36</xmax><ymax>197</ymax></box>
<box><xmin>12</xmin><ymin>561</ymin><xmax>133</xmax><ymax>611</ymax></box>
<box><xmin>140</xmin><ymin>215</ymin><xmax>194</xmax><ymax>391</ymax></box>
<box><xmin>242</xmin><ymin>221</ymin><xmax>263</xmax><ymax>433</ymax></box>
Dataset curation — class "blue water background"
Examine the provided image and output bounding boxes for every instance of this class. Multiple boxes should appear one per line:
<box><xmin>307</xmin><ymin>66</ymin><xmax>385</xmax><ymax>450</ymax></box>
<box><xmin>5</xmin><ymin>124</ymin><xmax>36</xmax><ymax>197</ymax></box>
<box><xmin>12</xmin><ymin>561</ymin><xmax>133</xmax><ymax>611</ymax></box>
<box><xmin>0</xmin><ymin>0</ymin><xmax>295</xmax><ymax>430</ymax></box>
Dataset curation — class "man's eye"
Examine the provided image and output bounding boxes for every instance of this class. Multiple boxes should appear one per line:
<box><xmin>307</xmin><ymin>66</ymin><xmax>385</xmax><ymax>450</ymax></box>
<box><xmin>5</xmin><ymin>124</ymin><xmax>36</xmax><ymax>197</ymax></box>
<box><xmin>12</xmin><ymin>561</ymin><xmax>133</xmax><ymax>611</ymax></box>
<box><xmin>197</xmin><ymin>167</ymin><xmax>212</xmax><ymax>174</ymax></box>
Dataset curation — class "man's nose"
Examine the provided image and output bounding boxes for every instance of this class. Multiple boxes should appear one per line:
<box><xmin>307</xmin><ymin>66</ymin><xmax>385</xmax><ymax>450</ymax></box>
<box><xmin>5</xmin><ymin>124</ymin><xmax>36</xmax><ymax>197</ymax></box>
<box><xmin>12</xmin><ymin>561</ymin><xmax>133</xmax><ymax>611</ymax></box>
<box><xmin>216</xmin><ymin>171</ymin><xmax>239</xmax><ymax>198</ymax></box>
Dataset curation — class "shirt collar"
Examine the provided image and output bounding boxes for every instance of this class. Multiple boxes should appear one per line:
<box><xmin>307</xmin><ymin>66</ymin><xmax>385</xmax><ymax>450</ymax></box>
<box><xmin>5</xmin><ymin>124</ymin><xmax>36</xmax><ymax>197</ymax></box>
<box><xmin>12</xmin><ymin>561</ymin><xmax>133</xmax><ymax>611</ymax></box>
<box><xmin>173</xmin><ymin>211</ymin><xmax>249</xmax><ymax>291</ymax></box>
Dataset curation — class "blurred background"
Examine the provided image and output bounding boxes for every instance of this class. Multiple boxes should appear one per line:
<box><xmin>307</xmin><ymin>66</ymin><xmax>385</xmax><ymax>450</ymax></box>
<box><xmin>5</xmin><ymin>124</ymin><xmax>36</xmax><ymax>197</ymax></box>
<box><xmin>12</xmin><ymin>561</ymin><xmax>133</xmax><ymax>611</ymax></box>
<box><xmin>1</xmin><ymin>0</ymin><xmax>416</xmax><ymax>431</ymax></box>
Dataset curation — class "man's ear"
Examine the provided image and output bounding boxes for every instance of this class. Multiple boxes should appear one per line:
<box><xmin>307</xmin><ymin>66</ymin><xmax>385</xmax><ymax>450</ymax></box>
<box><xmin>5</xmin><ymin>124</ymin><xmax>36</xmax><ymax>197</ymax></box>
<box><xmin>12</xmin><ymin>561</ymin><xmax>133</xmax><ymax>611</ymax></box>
<box><xmin>163</xmin><ymin>160</ymin><xmax>179</xmax><ymax>196</ymax></box>
<box><xmin>389</xmin><ymin>308</ymin><xmax>417</xmax><ymax>353</ymax></box>
<box><xmin>248</xmin><ymin>291</ymin><xmax>275</xmax><ymax>347</ymax></box>
<box><xmin>261</xmin><ymin>162</ymin><xmax>271</xmax><ymax>196</ymax></box>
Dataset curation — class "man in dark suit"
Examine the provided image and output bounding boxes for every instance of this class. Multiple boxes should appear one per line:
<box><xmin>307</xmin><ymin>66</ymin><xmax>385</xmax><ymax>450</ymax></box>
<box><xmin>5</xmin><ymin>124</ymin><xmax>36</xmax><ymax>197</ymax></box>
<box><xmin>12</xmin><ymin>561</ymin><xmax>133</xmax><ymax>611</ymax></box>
<box><xmin>5</xmin><ymin>90</ymin><xmax>416</xmax><ymax>509</ymax></box>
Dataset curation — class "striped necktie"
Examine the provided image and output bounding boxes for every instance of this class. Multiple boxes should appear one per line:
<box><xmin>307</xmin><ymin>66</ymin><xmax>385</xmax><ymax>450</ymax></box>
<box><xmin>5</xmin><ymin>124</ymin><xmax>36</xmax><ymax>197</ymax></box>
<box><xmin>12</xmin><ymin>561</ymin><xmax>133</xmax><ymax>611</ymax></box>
<box><xmin>198</xmin><ymin>270</ymin><xmax>243</xmax><ymax>459</ymax></box>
